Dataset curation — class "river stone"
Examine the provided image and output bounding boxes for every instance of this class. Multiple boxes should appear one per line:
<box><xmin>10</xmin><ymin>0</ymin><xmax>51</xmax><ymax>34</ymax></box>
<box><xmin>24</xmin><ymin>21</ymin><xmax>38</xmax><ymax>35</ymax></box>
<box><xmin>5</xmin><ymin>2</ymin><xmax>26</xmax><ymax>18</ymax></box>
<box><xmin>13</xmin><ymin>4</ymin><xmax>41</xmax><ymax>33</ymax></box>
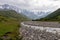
<box><xmin>20</xmin><ymin>21</ymin><xmax>60</xmax><ymax>40</ymax></box>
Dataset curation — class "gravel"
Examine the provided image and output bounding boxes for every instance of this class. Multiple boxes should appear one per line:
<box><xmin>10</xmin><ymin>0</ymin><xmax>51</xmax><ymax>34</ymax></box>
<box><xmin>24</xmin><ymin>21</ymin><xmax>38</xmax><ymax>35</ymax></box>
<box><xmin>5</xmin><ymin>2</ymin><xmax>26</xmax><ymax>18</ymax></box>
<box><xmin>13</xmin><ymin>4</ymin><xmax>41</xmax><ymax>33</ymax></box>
<box><xmin>20</xmin><ymin>22</ymin><xmax>60</xmax><ymax>40</ymax></box>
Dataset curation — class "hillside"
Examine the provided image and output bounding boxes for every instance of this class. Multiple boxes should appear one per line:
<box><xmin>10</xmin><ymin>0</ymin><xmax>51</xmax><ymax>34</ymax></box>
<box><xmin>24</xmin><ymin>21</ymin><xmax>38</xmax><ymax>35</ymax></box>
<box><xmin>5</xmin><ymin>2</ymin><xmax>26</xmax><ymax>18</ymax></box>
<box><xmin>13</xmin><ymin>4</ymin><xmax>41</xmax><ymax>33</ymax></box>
<box><xmin>0</xmin><ymin>10</ymin><xmax>29</xmax><ymax>21</ymax></box>
<box><xmin>0</xmin><ymin>10</ymin><xmax>29</xmax><ymax>40</ymax></box>
<box><xmin>34</xmin><ymin>8</ymin><xmax>60</xmax><ymax>21</ymax></box>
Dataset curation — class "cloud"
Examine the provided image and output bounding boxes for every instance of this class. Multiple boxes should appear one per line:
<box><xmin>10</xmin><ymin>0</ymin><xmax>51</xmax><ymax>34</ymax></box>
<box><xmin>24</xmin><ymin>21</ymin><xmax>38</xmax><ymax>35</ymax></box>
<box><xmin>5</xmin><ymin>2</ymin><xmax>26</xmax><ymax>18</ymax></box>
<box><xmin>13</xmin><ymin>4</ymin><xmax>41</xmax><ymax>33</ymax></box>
<box><xmin>0</xmin><ymin>0</ymin><xmax>60</xmax><ymax>12</ymax></box>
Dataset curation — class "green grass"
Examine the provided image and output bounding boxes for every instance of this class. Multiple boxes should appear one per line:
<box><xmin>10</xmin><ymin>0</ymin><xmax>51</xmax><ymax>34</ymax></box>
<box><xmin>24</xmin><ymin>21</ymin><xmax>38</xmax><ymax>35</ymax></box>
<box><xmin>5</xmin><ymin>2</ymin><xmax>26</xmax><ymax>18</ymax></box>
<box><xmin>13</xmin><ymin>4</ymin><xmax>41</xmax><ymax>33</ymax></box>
<box><xmin>0</xmin><ymin>18</ymin><xmax>21</xmax><ymax>40</ymax></box>
<box><xmin>0</xmin><ymin>15</ymin><xmax>20</xmax><ymax>40</ymax></box>
<box><xmin>0</xmin><ymin>21</ymin><xmax>19</xmax><ymax>36</ymax></box>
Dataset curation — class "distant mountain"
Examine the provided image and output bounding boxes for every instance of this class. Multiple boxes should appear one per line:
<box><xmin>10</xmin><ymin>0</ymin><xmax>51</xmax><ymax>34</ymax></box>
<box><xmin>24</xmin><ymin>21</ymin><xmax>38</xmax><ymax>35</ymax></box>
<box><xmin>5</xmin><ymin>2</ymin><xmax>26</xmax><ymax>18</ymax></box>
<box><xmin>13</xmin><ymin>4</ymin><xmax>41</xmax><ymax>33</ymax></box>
<box><xmin>0</xmin><ymin>10</ymin><xmax>29</xmax><ymax>21</ymax></box>
<box><xmin>0</xmin><ymin>4</ymin><xmax>51</xmax><ymax>19</ymax></box>
<box><xmin>21</xmin><ymin>9</ymin><xmax>38</xmax><ymax>19</ymax></box>
<box><xmin>0</xmin><ymin>4</ymin><xmax>20</xmax><ymax>12</ymax></box>
<box><xmin>21</xmin><ymin>9</ymin><xmax>51</xmax><ymax>19</ymax></box>
<box><xmin>34</xmin><ymin>8</ymin><xmax>60</xmax><ymax>21</ymax></box>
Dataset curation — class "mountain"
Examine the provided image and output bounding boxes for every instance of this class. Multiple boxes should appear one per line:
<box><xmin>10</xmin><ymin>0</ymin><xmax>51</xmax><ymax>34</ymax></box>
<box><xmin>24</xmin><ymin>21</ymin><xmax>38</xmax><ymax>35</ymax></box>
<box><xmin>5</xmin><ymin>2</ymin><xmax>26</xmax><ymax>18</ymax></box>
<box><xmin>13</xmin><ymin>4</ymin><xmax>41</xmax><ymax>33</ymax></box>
<box><xmin>0</xmin><ymin>4</ymin><xmax>20</xmax><ymax>13</ymax></box>
<box><xmin>0</xmin><ymin>4</ymin><xmax>51</xmax><ymax>19</ymax></box>
<box><xmin>0</xmin><ymin>10</ymin><xmax>29</xmax><ymax>21</ymax></box>
<box><xmin>21</xmin><ymin>9</ymin><xmax>51</xmax><ymax>19</ymax></box>
<box><xmin>34</xmin><ymin>8</ymin><xmax>60</xmax><ymax>21</ymax></box>
<box><xmin>21</xmin><ymin>9</ymin><xmax>38</xmax><ymax>19</ymax></box>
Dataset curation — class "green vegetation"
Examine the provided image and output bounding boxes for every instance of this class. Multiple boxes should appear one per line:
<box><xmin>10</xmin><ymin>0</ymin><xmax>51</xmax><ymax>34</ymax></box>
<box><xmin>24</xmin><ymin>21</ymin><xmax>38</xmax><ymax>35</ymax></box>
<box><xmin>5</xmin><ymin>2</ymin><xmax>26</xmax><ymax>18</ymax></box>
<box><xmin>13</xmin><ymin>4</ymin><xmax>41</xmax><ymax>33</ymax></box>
<box><xmin>0</xmin><ymin>10</ymin><xmax>29</xmax><ymax>40</ymax></box>
<box><xmin>0</xmin><ymin>10</ymin><xmax>29</xmax><ymax>21</ymax></box>
<box><xmin>34</xmin><ymin>8</ymin><xmax>60</xmax><ymax>21</ymax></box>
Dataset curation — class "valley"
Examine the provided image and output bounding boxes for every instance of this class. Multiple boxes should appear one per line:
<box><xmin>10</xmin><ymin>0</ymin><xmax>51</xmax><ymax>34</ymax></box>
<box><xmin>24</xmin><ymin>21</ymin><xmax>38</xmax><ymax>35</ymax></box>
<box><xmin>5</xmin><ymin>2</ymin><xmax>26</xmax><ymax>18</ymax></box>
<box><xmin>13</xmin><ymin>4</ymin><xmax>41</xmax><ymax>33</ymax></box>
<box><xmin>0</xmin><ymin>4</ymin><xmax>60</xmax><ymax>40</ymax></box>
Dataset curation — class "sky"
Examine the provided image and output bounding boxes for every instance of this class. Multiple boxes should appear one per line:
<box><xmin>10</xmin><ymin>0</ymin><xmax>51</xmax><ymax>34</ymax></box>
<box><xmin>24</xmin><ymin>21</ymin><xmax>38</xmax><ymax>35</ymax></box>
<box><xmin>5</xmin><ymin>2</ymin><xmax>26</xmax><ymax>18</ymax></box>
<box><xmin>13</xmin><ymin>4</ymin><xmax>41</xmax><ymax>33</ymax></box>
<box><xmin>0</xmin><ymin>0</ymin><xmax>60</xmax><ymax>12</ymax></box>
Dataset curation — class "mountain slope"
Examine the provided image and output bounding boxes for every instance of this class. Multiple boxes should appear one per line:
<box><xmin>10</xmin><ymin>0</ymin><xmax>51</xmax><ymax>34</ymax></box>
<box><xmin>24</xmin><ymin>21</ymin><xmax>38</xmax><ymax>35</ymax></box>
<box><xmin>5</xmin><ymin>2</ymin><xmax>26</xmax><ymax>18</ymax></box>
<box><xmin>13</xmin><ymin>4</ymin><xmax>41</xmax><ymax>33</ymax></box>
<box><xmin>34</xmin><ymin>8</ymin><xmax>60</xmax><ymax>21</ymax></box>
<box><xmin>0</xmin><ymin>10</ymin><xmax>29</xmax><ymax>21</ymax></box>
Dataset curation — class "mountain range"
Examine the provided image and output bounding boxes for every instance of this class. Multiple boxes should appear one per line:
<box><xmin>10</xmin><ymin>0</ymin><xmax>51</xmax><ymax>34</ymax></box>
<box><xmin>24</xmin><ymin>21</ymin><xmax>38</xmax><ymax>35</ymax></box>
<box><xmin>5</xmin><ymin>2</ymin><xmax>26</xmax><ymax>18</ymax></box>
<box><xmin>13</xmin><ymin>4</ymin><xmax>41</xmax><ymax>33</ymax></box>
<box><xmin>0</xmin><ymin>4</ymin><xmax>52</xmax><ymax>19</ymax></box>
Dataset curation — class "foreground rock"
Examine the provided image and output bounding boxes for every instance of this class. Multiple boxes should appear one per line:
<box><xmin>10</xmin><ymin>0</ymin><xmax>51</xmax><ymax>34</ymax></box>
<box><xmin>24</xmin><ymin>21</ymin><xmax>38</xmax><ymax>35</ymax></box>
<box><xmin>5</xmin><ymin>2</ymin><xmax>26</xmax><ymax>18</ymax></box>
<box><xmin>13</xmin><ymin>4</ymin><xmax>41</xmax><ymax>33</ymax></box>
<box><xmin>20</xmin><ymin>21</ymin><xmax>60</xmax><ymax>40</ymax></box>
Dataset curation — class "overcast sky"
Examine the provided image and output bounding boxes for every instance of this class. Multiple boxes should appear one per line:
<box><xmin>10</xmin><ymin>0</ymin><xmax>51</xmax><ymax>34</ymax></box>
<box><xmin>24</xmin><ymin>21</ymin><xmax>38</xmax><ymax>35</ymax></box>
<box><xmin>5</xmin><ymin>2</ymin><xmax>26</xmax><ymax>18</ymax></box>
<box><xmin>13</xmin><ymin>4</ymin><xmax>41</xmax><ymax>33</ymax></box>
<box><xmin>0</xmin><ymin>0</ymin><xmax>60</xmax><ymax>12</ymax></box>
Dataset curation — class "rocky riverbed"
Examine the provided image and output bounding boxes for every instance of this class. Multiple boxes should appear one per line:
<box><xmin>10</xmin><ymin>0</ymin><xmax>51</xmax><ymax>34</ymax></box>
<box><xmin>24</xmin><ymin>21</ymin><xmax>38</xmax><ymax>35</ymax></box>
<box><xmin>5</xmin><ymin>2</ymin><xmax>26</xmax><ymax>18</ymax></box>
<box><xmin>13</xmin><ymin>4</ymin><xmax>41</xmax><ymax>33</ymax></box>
<box><xmin>20</xmin><ymin>21</ymin><xmax>60</xmax><ymax>40</ymax></box>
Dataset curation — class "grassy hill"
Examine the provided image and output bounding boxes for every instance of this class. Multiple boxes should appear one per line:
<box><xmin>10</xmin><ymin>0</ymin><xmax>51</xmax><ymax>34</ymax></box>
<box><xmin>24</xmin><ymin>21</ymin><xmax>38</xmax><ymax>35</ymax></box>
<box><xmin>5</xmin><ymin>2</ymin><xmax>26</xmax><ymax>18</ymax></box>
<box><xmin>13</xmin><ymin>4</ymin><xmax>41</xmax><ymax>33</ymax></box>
<box><xmin>34</xmin><ymin>8</ymin><xmax>60</xmax><ymax>21</ymax></box>
<box><xmin>0</xmin><ymin>10</ymin><xmax>29</xmax><ymax>40</ymax></box>
<box><xmin>0</xmin><ymin>10</ymin><xmax>29</xmax><ymax>21</ymax></box>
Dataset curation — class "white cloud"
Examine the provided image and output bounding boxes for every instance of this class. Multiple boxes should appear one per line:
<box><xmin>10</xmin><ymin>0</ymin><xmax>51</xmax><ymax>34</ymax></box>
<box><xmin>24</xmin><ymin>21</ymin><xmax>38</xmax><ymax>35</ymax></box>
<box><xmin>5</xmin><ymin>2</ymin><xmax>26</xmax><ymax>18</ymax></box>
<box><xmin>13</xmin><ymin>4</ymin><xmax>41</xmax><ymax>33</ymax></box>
<box><xmin>0</xmin><ymin>0</ymin><xmax>60</xmax><ymax>12</ymax></box>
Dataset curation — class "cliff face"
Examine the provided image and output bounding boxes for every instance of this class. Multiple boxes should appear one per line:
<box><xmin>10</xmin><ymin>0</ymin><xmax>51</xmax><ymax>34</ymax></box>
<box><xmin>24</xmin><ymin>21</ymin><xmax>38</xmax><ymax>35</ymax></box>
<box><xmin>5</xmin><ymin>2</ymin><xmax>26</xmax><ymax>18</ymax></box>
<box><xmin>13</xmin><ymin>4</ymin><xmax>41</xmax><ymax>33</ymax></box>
<box><xmin>20</xmin><ymin>22</ymin><xmax>60</xmax><ymax>40</ymax></box>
